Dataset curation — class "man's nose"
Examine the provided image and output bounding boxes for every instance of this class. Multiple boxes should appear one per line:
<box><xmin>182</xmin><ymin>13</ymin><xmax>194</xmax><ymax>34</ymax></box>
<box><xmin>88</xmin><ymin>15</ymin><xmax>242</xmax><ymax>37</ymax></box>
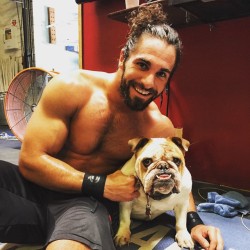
<box><xmin>141</xmin><ymin>74</ymin><xmax>155</xmax><ymax>89</ymax></box>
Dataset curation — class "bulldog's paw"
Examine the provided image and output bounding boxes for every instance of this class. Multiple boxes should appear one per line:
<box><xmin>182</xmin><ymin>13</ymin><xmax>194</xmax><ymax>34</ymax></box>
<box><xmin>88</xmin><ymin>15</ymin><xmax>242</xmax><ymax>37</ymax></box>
<box><xmin>175</xmin><ymin>229</ymin><xmax>194</xmax><ymax>249</ymax></box>
<box><xmin>114</xmin><ymin>228</ymin><xmax>131</xmax><ymax>247</ymax></box>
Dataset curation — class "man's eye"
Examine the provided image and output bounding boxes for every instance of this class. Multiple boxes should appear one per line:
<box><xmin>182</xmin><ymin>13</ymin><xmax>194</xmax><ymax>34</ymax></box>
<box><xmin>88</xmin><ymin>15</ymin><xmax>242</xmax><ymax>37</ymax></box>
<box><xmin>173</xmin><ymin>157</ymin><xmax>181</xmax><ymax>167</ymax></box>
<box><xmin>157</xmin><ymin>71</ymin><xmax>167</xmax><ymax>79</ymax></box>
<box><xmin>137</xmin><ymin>62</ymin><xmax>148</xmax><ymax>70</ymax></box>
<box><xmin>142</xmin><ymin>158</ymin><xmax>153</xmax><ymax>167</ymax></box>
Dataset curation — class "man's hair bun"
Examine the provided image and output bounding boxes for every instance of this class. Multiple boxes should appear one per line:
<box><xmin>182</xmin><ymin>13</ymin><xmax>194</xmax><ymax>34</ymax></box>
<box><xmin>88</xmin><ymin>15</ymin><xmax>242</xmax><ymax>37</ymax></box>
<box><xmin>127</xmin><ymin>3</ymin><xmax>168</xmax><ymax>37</ymax></box>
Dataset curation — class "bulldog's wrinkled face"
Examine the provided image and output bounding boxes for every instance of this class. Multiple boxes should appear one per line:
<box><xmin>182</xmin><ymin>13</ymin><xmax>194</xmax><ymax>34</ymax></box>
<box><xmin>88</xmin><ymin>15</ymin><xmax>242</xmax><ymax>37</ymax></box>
<box><xmin>129</xmin><ymin>137</ymin><xmax>190</xmax><ymax>200</ymax></box>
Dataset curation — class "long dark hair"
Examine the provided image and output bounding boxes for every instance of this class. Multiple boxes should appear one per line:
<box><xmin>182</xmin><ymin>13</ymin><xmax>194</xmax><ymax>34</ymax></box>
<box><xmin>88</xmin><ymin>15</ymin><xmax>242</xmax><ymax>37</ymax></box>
<box><xmin>123</xmin><ymin>3</ymin><xmax>182</xmax><ymax>79</ymax></box>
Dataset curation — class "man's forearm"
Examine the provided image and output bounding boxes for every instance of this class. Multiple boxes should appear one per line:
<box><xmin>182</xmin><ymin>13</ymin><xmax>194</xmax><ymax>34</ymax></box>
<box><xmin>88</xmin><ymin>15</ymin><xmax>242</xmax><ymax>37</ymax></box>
<box><xmin>19</xmin><ymin>153</ymin><xmax>84</xmax><ymax>193</ymax></box>
<box><xmin>187</xmin><ymin>192</ymin><xmax>204</xmax><ymax>232</ymax></box>
<box><xmin>188</xmin><ymin>192</ymin><xmax>197</xmax><ymax>212</ymax></box>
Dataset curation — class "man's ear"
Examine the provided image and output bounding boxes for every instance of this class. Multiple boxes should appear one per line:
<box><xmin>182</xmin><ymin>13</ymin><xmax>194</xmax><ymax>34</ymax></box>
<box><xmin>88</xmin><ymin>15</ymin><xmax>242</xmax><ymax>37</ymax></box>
<box><xmin>118</xmin><ymin>49</ymin><xmax>125</xmax><ymax>69</ymax></box>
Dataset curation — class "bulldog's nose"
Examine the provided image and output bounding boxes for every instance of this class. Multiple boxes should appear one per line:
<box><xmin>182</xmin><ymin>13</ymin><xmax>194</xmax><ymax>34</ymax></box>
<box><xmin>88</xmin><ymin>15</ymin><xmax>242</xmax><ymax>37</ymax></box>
<box><xmin>158</xmin><ymin>162</ymin><xmax>168</xmax><ymax>170</ymax></box>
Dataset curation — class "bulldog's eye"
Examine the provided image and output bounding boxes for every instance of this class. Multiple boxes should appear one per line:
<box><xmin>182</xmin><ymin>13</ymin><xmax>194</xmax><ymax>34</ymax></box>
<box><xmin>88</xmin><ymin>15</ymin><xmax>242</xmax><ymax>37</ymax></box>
<box><xmin>142</xmin><ymin>158</ymin><xmax>153</xmax><ymax>167</ymax></box>
<box><xmin>173</xmin><ymin>157</ymin><xmax>181</xmax><ymax>167</ymax></box>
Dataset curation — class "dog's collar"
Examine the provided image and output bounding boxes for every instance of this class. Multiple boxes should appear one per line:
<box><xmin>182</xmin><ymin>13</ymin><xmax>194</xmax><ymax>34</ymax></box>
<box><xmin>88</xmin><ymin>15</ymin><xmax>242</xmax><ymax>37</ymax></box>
<box><xmin>146</xmin><ymin>194</ymin><xmax>152</xmax><ymax>220</ymax></box>
<box><xmin>135</xmin><ymin>176</ymin><xmax>174</xmax><ymax>219</ymax></box>
<box><xmin>149</xmin><ymin>192</ymin><xmax>172</xmax><ymax>200</ymax></box>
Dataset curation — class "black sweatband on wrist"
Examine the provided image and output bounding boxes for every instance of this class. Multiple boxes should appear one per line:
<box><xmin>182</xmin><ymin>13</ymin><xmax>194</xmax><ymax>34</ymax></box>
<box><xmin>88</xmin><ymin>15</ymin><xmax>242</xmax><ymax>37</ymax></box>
<box><xmin>81</xmin><ymin>173</ymin><xmax>107</xmax><ymax>198</ymax></box>
<box><xmin>187</xmin><ymin>211</ymin><xmax>204</xmax><ymax>232</ymax></box>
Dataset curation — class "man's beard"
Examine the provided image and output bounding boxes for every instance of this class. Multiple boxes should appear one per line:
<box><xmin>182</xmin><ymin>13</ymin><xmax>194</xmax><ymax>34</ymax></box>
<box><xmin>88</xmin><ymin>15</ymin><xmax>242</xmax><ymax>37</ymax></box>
<box><xmin>120</xmin><ymin>77</ymin><xmax>159</xmax><ymax>111</ymax></box>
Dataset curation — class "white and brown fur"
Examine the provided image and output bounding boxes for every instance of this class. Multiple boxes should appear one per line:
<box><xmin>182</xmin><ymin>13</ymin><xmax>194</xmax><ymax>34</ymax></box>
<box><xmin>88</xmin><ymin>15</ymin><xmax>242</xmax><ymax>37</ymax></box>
<box><xmin>115</xmin><ymin>137</ymin><xmax>194</xmax><ymax>249</ymax></box>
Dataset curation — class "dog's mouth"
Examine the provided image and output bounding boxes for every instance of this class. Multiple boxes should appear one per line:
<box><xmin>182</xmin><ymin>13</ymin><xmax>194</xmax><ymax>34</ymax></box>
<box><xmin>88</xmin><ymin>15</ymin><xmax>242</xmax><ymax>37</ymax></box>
<box><xmin>156</xmin><ymin>173</ymin><xmax>172</xmax><ymax>180</ymax></box>
<box><xmin>154</xmin><ymin>168</ymin><xmax>174</xmax><ymax>181</ymax></box>
<box><xmin>144</xmin><ymin>169</ymin><xmax>180</xmax><ymax>200</ymax></box>
<box><xmin>152</xmin><ymin>171</ymin><xmax>175</xmax><ymax>189</ymax></box>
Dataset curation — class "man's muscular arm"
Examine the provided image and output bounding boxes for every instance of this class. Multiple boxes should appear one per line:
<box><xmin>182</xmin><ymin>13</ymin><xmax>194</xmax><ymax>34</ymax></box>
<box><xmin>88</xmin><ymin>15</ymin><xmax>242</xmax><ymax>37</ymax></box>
<box><xmin>19</xmin><ymin>74</ymin><xmax>138</xmax><ymax>201</ymax></box>
<box><xmin>19</xmin><ymin>75</ymin><xmax>86</xmax><ymax>192</ymax></box>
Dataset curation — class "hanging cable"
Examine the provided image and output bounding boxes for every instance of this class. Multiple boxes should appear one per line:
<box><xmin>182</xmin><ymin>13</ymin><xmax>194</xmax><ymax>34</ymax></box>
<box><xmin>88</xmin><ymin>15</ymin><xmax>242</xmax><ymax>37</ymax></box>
<box><xmin>241</xmin><ymin>213</ymin><xmax>250</xmax><ymax>231</ymax></box>
<box><xmin>166</xmin><ymin>81</ymin><xmax>171</xmax><ymax>117</ymax></box>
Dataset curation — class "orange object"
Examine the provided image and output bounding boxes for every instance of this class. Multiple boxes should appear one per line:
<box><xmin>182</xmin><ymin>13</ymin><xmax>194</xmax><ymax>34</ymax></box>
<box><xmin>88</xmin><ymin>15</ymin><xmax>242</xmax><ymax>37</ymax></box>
<box><xmin>4</xmin><ymin>67</ymin><xmax>58</xmax><ymax>141</ymax></box>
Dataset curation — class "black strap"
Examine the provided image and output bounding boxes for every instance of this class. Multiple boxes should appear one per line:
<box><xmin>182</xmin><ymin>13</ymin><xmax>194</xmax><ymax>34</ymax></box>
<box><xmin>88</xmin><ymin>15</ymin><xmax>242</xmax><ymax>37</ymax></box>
<box><xmin>187</xmin><ymin>211</ymin><xmax>204</xmax><ymax>232</ymax></box>
<box><xmin>81</xmin><ymin>173</ymin><xmax>107</xmax><ymax>198</ymax></box>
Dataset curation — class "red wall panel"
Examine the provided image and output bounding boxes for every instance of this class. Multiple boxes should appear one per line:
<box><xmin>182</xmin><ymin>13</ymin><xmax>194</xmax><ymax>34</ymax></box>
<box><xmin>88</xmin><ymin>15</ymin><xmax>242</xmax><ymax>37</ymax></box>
<box><xmin>82</xmin><ymin>0</ymin><xmax>128</xmax><ymax>71</ymax></box>
<box><xmin>82</xmin><ymin>1</ymin><xmax>250</xmax><ymax>190</ymax></box>
<box><xmin>169</xmin><ymin>18</ymin><xmax>250</xmax><ymax>190</ymax></box>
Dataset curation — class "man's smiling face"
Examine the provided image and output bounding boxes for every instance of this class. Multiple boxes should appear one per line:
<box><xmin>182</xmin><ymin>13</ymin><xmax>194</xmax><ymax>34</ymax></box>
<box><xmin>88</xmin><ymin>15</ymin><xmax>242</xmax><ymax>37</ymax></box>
<box><xmin>119</xmin><ymin>34</ymin><xmax>176</xmax><ymax>111</ymax></box>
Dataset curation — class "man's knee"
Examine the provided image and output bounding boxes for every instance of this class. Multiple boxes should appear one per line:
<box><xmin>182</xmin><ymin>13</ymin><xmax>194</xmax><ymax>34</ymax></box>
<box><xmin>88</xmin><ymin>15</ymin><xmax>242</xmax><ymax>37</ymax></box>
<box><xmin>46</xmin><ymin>239</ymin><xmax>91</xmax><ymax>250</ymax></box>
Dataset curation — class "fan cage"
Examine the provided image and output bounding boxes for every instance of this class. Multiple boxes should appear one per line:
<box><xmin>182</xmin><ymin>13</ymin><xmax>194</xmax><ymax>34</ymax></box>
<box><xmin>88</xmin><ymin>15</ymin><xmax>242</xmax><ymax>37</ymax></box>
<box><xmin>4</xmin><ymin>67</ymin><xmax>56</xmax><ymax>141</ymax></box>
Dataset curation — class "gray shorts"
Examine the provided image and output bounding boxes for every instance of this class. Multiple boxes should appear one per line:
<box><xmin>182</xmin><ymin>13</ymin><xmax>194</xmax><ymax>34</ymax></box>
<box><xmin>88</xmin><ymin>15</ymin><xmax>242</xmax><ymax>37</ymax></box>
<box><xmin>47</xmin><ymin>196</ymin><xmax>117</xmax><ymax>250</ymax></box>
<box><xmin>0</xmin><ymin>161</ymin><xmax>118</xmax><ymax>250</ymax></box>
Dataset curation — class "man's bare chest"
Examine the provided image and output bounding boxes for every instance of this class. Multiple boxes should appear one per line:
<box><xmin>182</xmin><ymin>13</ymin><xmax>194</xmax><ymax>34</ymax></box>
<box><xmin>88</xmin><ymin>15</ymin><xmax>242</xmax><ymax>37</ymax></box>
<box><xmin>67</xmin><ymin>106</ymin><xmax>146</xmax><ymax>159</ymax></box>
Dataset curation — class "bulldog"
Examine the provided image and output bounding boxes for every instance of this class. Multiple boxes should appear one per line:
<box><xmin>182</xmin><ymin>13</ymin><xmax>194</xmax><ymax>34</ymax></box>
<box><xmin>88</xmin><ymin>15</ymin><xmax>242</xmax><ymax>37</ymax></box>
<box><xmin>115</xmin><ymin>137</ymin><xmax>194</xmax><ymax>249</ymax></box>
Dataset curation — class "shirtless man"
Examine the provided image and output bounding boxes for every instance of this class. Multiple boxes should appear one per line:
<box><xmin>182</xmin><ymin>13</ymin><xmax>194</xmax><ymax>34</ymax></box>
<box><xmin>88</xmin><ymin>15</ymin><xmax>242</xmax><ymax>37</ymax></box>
<box><xmin>0</xmin><ymin>4</ymin><xmax>223</xmax><ymax>250</ymax></box>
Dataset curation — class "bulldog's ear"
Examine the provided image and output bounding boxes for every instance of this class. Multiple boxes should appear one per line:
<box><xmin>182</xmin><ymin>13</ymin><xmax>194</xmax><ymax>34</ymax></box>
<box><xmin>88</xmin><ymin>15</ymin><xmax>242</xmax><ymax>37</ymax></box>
<box><xmin>128</xmin><ymin>138</ymin><xmax>149</xmax><ymax>153</ymax></box>
<box><xmin>171</xmin><ymin>137</ymin><xmax>190</xmax><ymax>154</ymax></box>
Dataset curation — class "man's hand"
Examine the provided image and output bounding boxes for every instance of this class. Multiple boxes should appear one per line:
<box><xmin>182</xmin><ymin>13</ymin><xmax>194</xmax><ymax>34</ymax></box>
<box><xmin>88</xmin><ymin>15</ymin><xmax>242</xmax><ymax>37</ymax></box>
<box><xmin>191</xmin><ymin>224</ymin><xmax>224</xmax><ymax>250</ymax></box>
<box><xmin>104</xmin><ymin>170</ymin><xmax>140</xmax><ymax>201</ymax></box>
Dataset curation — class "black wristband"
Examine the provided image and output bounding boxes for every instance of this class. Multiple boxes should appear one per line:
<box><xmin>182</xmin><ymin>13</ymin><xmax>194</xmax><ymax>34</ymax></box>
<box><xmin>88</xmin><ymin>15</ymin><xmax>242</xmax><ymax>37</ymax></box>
<box><xmin>81</xmin><ymin>173</ymin><xmax>107</xmax><ymax>198</ymax></box>
<box><xmin>187</xmin><ymin>211</ymin><xmax>204</xmax><ymax>232</ymax></box>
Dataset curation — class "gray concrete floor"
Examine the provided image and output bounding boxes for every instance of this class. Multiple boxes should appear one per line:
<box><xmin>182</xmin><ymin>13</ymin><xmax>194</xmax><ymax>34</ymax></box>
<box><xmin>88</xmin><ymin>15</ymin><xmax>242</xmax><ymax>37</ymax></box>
<box><xmin>0</xmin><ymin>125</ymin><xmax>21</xmax><ymax>165</ymax></box>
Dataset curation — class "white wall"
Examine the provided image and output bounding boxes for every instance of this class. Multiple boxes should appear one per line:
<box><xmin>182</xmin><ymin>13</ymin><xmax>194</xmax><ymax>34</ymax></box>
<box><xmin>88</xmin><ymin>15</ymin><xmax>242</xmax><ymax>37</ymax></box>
<box><xmin>32</xmin><ymin>0</ymin><xmax>79</xmax><ymax>73</ymax></box>
<box><xmin>0</xmin><ymin>0</ymin><xmax>80</xmax><ymax>125</ymax></box>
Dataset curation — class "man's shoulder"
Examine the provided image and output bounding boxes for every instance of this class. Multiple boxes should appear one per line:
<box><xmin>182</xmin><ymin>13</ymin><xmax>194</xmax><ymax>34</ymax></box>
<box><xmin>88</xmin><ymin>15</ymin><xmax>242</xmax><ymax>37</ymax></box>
<box><xmin>44</xmin><ymin>69</ymin><xmax>112</xmax><ymax>99</ymax></box>
<box><xmin>144</xmin><ymin>103</ymin><xmax>175</xmax><ymax>137</ymax></box>
<box><xmin>39</xmin><ymin>70</ymin><xmax>109</xmax><ymax>109</ymax></box>
<box><xmin>53</xmin><ymin>69</ymin><xmax>106</xmax><ymax>87</ymax></box>
<box><xmin>147</xmin><ymin>102</ymin><xmax>167</xmax><ymax>121</ymax></box>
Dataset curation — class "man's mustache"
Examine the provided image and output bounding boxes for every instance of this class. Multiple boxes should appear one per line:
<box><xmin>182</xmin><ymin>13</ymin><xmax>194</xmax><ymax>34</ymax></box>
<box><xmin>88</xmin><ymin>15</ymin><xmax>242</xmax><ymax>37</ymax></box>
<box><xmin>129</xmin><ymin>80</ymin><xmax>157</xmax><ymax>96</ymax></box>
